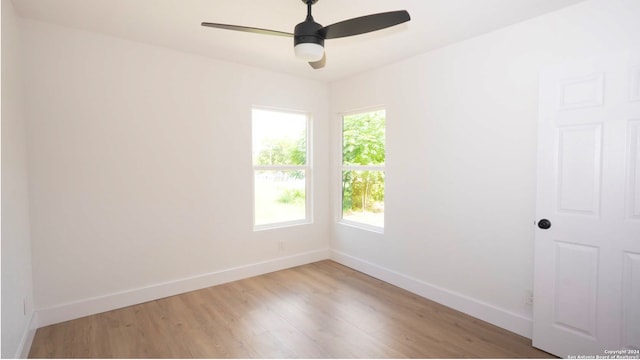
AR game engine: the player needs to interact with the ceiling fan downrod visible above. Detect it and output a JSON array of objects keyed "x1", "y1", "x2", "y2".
[{"x1": 305, "y1": 0, "x2": 314, "y2": 19}]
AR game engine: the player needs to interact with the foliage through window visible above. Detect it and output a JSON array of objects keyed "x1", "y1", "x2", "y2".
[
  {"x1": 252, "y1": 108, "x2": 310, "y2": 229},
  {"x1": 341, "y1": 109, "x2": 385, "y2": 229}
]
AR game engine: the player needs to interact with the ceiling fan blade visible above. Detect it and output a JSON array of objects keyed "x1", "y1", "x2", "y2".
[
  {"x1": 309, "y1": 52, "x2": 326, "y2": 69},
  {"x1": 320, "y1": 10, "x2": 410, "y2": 39},
  {"x1": 201, "y1": 22, "x2": 293, "y2": 37}
]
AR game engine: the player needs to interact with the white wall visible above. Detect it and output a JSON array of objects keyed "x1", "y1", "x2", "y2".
[
  {"x1": 330, "y1": 0, "x2": 640, "y2": 337},
  {"x1": 9, "y1": 0, "x2": 640, "y2": 348},
  {"x1": 1, "y1": 0, "x2": 36, "y2": 357},
  {"x1": 21, "y1": 19, "x2": 330, "y2": 319}
]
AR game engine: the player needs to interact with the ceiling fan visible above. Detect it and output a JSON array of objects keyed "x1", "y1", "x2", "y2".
[{"x1": 201, "y1": 0, "x2": 410, "y2": 69}]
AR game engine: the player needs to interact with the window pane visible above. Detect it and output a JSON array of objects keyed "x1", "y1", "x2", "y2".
[
  {"x1": 343, "y1": 110, "x2": 385, "y2": 166},
  {"x1": 342, "y1": 170, "x2": 384, "y2": 227},
  {"x1": 255, "y1": 170, "x2": 306, "y2": 226},
  {"x1": 253, "y1": 109, "x2": 306, "y2": 166}
]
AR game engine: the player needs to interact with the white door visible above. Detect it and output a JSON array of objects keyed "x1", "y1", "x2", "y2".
[{"x1": 533, "y1": 50, "x2": 640, "y2": 357}]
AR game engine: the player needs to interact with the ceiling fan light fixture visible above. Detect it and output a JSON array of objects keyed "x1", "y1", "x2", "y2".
[
  {"x1": 202, "y1": 0, "x2": 410, "y2": 70},
  {"x1": 294, "y1": 42, "x2": 324, "y2": 62}
]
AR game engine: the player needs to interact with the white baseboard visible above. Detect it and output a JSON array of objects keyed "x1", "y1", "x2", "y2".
[
  {"x1": 330, "y1": 249, "x2": 533, "y2": 339},
  {"x1": 36, "y1": 249, "x2": 330, "y2": 328},
  {"x1": 32, "y1": 248, "x2": 531, "y2": 343},
  {"x1": 15, "y1": 311, "x2": 38, "y2": 358}
]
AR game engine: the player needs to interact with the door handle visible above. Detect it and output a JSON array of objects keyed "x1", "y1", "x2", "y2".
[{"x1": 538, "y1": 219, "x2": 551, "y2": 229}]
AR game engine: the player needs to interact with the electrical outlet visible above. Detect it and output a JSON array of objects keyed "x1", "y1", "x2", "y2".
[
  {"x1": 278, "y1": 240, "x2": 284, "y2": 251},
  {"x1": 525, "y1": 290, "x2": 534, "y2": 306}
]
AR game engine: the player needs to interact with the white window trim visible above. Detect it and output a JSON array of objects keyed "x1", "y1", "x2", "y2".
[
  {"x1": 337, "y1": 107, "x2": 386, "y2": 233},
  {"x1": 252, "y1": 106, "x2": 313, "y2": 231}
]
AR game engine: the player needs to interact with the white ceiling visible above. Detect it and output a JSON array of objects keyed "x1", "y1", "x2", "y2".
[{"x1": 12, "y1": 0, "x2": 585, "y2": 82}]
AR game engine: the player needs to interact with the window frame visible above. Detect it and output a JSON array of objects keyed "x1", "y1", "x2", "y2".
[
  {"x1": 252, "y1": 106, "x2": 313, "y2": 231},
  {"x1": 338, "y1": 107, "x2": 386, "y2": 233}
]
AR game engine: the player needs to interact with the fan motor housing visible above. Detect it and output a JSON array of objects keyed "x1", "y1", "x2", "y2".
[{"x1": 294, "y1": 20, "x2": 324, "y2": 46}]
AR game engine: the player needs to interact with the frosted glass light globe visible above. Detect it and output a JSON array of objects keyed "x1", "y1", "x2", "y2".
[{"x1": 294, "y1": 43, "x2": 324, "y2": 62}]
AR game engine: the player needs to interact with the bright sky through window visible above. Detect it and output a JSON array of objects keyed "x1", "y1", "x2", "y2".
[{"x1": 252, "y1": 109, "x2": 307, "y2": 163}]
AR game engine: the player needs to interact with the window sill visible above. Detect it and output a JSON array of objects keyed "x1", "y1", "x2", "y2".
[
  {"x1": 337, "y1": 220, "x2": 384, "y2": 234},
  {"x1": 254, "y1": 220, "x2": 311, "y2": 232}
]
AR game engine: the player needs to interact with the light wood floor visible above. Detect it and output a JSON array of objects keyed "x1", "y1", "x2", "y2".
[{"x1": 29, "y1": 260, "x2": 553, "y2": 358}]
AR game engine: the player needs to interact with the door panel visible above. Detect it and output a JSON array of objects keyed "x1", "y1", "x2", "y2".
[
  {"x1": 556, "y1": 125, "x2": 602, "y2": 215},
  {"x1": 553, "y1": 242, "x2": 599, "y2": 338},
  {"x1": 622, "y1": 252, "x2": 640, "y2": 349},
  {"x1": 557, "y1": 72, "x2": 604, "y2": 111},
  {"x1": 631, "y1": 67, "x2": 640, "y2": 102},
  {"x1": 627, "y1": 120, "x2": 640, "y2": 220}
]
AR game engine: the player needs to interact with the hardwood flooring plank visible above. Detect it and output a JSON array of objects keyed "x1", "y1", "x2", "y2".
[{"x1": 29, "y1": 260, "x2": 553, "y2": 358}]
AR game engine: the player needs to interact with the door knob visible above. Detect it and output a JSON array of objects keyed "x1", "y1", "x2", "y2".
[{"x1": 538, "y1": 219, "x2": 551, "y2": 229}]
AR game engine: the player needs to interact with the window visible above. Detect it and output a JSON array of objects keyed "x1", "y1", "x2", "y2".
[
  {"x1": 252, "y1": 108, "x2": 311, "y2": 229},
  {"x1": 341, "y1": 109, "x2": 385, "y2": 230}
]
